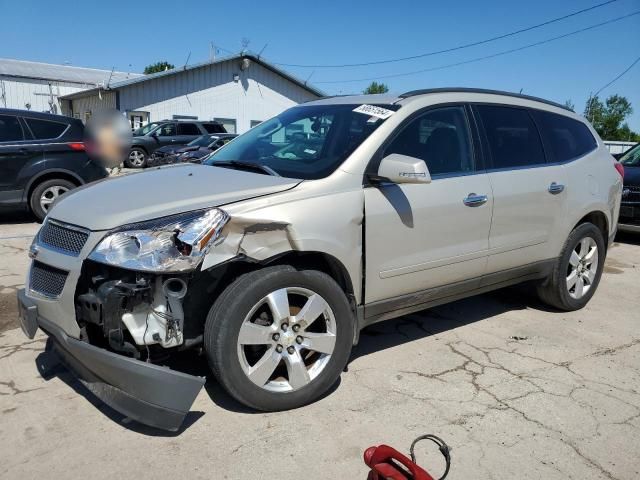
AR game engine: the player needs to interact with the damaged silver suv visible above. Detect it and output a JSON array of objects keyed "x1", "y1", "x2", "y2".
[{"x1": 18, "y1": 89, "x2": 622, "y2": 431}]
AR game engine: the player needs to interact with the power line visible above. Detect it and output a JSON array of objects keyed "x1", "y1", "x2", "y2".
[
  {"x1": 586, "y1": 54, "x2": 640, "y2": 121},
  {"x1": 274, "y1": 0, "x2": 619, "y2": 68},
  {"x1": 314, "y1": 11, "x2": 640, "y2": 85},
  {"x1": 593, "y1": 55, "x2": 640, "y2": 97}
]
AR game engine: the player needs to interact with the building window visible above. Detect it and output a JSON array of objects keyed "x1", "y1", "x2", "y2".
[
  {"x1": 250, "y1": 120, "x2": 263, "y2": 129},
  {"x1": 214, "y1": 118, "x2": 237, "y2": 134}
]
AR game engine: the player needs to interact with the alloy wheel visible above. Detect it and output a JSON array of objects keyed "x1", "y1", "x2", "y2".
[
  {"x1": 237, "y1": 287, "x2": 337, "y2": 393},
  {"x1": 39, "y1": 185, "x2": 69, "y2": 213},
  {"x1": 566, "y1": 236, "x2": 598, "y2": 299},
  {"x1": 128, "y1": 150, "x2": 145, "y2": 167}
]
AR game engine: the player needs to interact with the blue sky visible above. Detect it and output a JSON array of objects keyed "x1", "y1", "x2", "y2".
[{"x1": 2, "y1": 0, "x2": 639, "y2": 129}]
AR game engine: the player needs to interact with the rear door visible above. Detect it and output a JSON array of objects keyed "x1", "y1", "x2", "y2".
[
  {"x1": 473, "y1": 104, "x2": 568, "y2": 273},
  {"x1": 364, "y1": 105, "x2": 493, "y2": 308},
  {"x1": 0, "y1": 114, "x2": 42, "y2": 205}
]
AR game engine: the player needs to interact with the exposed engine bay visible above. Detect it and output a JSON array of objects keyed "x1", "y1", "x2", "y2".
[{"x1": 74, "y1": 261, "x2": 195, "y2": 359}]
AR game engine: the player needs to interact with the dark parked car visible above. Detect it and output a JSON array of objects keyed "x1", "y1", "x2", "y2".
[
  {"x1": 127, "y1": 120, "x2": 226, "y2": 168},
  {"x1": 616, "y1": 143, "x2": 640, "y2": 232},
  {"x1": 0, "y1": 109, "x2": 108, "y2": 221},
  {"x1": 147, "y1": 133, "x2": 237, "y2": 167}
]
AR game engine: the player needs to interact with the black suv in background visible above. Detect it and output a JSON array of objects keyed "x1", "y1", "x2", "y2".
[
  {"x1": 0, "y1": 109, "x2": 108, "y2": 221},
  {"x1": 616, "y1": 143, "x2": 640, "y2": 232},
  {"x1": 127, "y1": 120, "x2": 226, "y2": 168}
]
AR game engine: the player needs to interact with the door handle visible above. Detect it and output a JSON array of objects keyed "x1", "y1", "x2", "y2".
[
  {"x1": 18, "y1": 148, "x2": 31, "y2": 156},
  {"x1": 463, "y1": 193, "x2": 488, "y2": 207},
  {"x1": 548, "y1": 182, "x2": 565, "y2": 194}
]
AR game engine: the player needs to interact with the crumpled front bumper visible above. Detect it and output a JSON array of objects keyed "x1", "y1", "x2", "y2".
[{"x1": 17, "y1": 288, "x2": 205, "y2": 432}]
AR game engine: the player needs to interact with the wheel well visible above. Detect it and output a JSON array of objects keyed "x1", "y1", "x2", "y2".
[
  {"x1": 183, "y1": 252, "x2": 356, "y2": 339},
  {"x1": 576, "y1": 211, "x2": 609, "y2": 244},
  {"x1": 27, "y1": 172, "x2": 81, "y2": 203},
  {"x1": 131, "y1": 145, "x2": 148, "y2": 154}
]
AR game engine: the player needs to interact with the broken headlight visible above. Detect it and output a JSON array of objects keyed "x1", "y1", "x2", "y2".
[{"x1": 89, "y1": 208, "x2": 229, "y2": 272}]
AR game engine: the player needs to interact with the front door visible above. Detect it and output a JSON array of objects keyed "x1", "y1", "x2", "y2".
[{"x1": 364, "y1": 105, "x2": 492, "y2": 310}]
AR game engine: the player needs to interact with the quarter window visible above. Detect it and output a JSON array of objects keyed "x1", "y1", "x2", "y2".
[
  {"x1": 213, "y1": 118, "x2": 237, "y2": 134},
  {"x1": 476, "y1": 105, "x2": 546, "y2": 168},
  {"x1": 531, "y1": 110, "x2": 597, "y2": 163},
  {"x1": 384, "y1": 106, "x2": 474, "y2": 176},
  {"x1": 25, "y1": 118, "x2": 67, "y2": 139},
  {"x1": 0, "y1": 115, "x2": 24, "y2": 142},
  {"x1": 177, "y1": 123, "x2": 200, "y2": 135},
  {"x1": 203, "y1": 122, "x2": 226, "y2": 134}
]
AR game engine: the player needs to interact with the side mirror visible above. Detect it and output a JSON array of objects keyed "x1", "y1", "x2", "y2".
[{"x1": 376, "y1": 153, "x2": 431, "y2": 184}]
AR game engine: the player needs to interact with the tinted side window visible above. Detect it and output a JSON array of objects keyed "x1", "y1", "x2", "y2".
[
  {"x1": 0, "y1": 115, "x2": 24, "y2": 142},
  {"x1": 203, "y1": 123, "x2": 226, "y2": 134},
  {"x1": 25, "y1": 118, "x2": 68, "y2": 139},
  {"x1": 476, "y1": 105, "x2": 545, "y2": 169},
  {"x1": 177, "y1": 123, "x2": 200, "y2": 135},
  {"x1": 531, "y1": 110, "x2": 596, "y2": 162},
  {"x1": 385, "y1": 106, "x2": 474, "y2": 176}
]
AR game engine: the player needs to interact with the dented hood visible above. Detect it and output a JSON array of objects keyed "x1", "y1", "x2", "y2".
[{"x1": 50, "y1": 164, "x2": 301, "y2": 231}]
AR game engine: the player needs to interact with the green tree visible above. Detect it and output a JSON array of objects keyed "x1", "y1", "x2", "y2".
[
  {"x1": 563, "y1": 99, "x2": 575, "y2": 112},
  {"x1": 144, "y1": 61, "x2": 175, "y2": 75},
  {"x1": 363, "y1": 81, "x2": 389, "y2": 94},
  {"x1": 584, "y1": 94, "x2": 639, "y2": 141}
]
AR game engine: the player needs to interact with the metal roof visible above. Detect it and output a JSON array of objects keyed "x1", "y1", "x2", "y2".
[
  {"x1": 0, "y1": 58, "x2": 142, "y2": 86},
  {"x1": 60, "y1": 54, "x2": 324, "y2": 100}
]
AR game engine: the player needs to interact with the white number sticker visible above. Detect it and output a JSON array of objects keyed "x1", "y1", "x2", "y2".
[{"x1": 353, "y1": 104, "x2": 395, "y2": 120}]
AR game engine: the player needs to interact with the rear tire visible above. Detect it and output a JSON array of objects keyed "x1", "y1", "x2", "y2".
[
  {"x1": 29, "y1": 178, "x2": 75, "y2": 222},
  {"x1": 125, "y1": 147, "x2": 147, "y2": 168},
  {"x1": 536, "y1": 222, "x2": 605, "y2": 311},
  {"x1": 204, "y1": 265, "x2": 354, "y2": 411}
]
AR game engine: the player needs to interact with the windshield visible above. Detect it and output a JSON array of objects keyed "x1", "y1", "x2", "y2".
[
  {"x1": 619, "y1": 143, "x2": 640, "y2": 166},
  {"x1": 204, "y1": 104, "x2": 398, "y2": 179},
  {"x1": 188, "y1": 135, "x2": 215, "y2": 147},
  {"x1": 133, "y1": 122, "x2": 163, "y2": 136}
]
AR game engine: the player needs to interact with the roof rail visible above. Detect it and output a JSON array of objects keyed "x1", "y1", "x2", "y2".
[{"x1": 398, "y1": 88, "x2": 571, "y2": 111}]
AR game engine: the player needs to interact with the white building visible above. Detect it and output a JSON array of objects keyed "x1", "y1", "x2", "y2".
[
  {"x1": 603, "y1": 140, "x2": 636, "y2": 155},
  {"x1": 0, "y1": 58, "x2": 140, "y2": 115},
  {"x1": 59, "y1": 54, "x2": 324, "y2": 134}
]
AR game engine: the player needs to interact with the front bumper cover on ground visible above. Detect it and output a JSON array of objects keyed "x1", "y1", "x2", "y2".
[{"x1": 17, "y1": 289, "x2": 205, "y2": 432}]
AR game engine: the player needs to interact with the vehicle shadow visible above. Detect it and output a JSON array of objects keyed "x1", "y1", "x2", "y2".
[
  {"x1": 31, "y1": 285, "x2": 553, "y2": 434},
  {"x1": 614, "y1": 231, "x2": 640, "y2": 246},
  {"x1": 0, "y1": 211, "x2": 37, "y2": 225},
  {"x1": 203, "y1": 284, "x2": 555, "y2": 413},
  {"x1": 351, "y1": 285, "x2": 550, "y2": 361}
]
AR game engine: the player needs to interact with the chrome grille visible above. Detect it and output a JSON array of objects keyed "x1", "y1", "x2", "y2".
[
  {"x1": 30, "y1": 261, "x2": 68, "y2": 298},
  {"x1": 38, "y1": 220, "x2": 89, "y2": 256}
]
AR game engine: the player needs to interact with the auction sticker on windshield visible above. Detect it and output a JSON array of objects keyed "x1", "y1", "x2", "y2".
[{"x1": 353, "y1": 104, "x2": 395, "y2": 120}]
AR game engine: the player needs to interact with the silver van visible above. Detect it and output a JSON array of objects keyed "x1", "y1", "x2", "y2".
[{"x1": 18, "y1": 89, "x2": 623, "y2": 430}]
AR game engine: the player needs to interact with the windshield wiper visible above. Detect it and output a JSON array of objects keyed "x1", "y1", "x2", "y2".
[{"x1": 213, "y1": 160, "x2": 280, "y2": 177}]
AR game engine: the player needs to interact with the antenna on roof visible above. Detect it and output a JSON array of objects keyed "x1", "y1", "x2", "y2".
[
  {"x1": 257, "y1": 43, "x2": 268, "y2": 59},
  {"x1": 241, "y1": 37, "x2": 250, "y2": 55},
  {"x1": 304, "y1": 70, "x2": 315, "y2": 85},
  {"x1": 210, "y1": 42, "x2": 216, "y2": 62},
  {"x1": 106, "y1": 67, "x2": 115, "y2": 88},
  {"x1": 183, "y1": 52, "x2": 191, "y2": 70}
]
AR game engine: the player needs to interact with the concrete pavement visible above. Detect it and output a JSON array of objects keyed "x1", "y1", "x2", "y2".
[{"x1": 1, "y1": 218, "x2": 639, "y2": 479}]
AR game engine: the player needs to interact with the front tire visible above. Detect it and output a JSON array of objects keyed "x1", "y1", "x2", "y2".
[
  {"x1": 204, "y1": 266, "x2": 354, "y2": 411},
  {"x1": 29, "y1": 178, "x2": 75, "y2": 222},
  {"x1": 537, "y1": 222, "x2": 605, "y2": 311}
]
